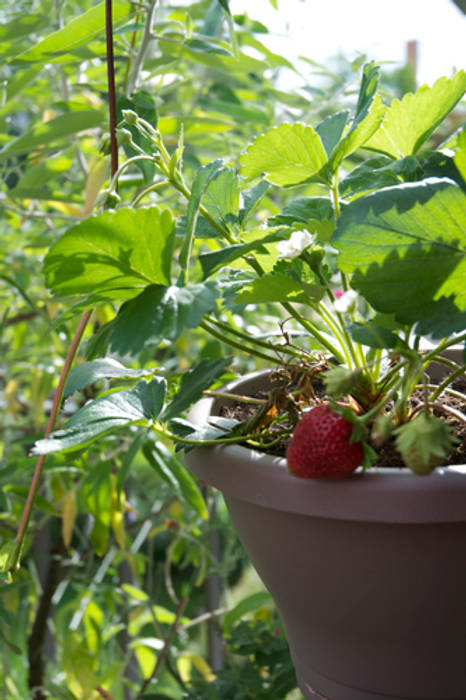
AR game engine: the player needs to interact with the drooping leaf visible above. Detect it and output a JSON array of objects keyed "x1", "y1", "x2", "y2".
[
  {"x1": 142, "y1": 442, "x2": 208, "y2": 520},
  {"x1": 161, "y1": 358, "x2": 230, "y2": 421},
  {"x1": 105, "y1": 283, "x2": 220, "y2": 357},
  {"x1": 332, "y1": 178, "x2": 466, "y2": 337},
  {"x1": 178, "y1": 160, "x2": 224, "y2": 282},
  {"x1": 11, "y1": 0, "x2": 132, "y2": 63},
  {"x1": 32, "y1": 379, "x2": 167, "y2": 454},
  {"x1": 240, "y1": 122, "x2": 327, "y2": 185},
  {"x1": 365, "y1": 71, "x2": 466, "y2": 158},
  {"x1": 0, "y1": 111, "x2": 105, "y2": 160},
  {"x1": 64, "y1": 358, "x2": 154, "y2": 398},
  {"x1": 44, "y1": 207, "x2": 175, "y2": 298}
]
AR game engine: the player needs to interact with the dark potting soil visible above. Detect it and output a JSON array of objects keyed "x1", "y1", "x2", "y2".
[{"x1": 218, "y1": 376, "x2": 466, "y2": 468}]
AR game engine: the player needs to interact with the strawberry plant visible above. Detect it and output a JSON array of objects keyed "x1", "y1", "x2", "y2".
[
  {"x1": 1, "y1": 0, "x2": 466, "y2": 697},
  {"x1": 28, "y1": 64, "x2": 466, "y2": 480}
]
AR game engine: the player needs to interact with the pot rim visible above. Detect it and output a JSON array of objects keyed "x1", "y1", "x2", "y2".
[{"x1": 185, "y1": 370, "x2": 466, "y2": 523}]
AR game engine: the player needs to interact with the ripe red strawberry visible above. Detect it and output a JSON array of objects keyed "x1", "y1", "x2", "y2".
[{"x1": 287, "y1": 404, "x2": 364, "y2": 478}]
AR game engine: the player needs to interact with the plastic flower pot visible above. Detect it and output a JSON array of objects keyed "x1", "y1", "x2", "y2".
[{"x1": 185, "y1": 371, "x2": 466, "y2": 700}]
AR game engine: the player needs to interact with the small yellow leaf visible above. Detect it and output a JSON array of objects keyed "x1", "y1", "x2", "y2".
[
  {"x1": 62, "y1": 490, "x2": 77, "y2": 548},
  {"x1": 46, "y1": 200, "x2": 82, "y2": 217},
  {"x1": 110, "y1": 474, "x2": 126, "y2": 550},
  {"x1": 82, "y1": 156, "x2": 110, "y2": 217},
  {"x1": 179, "y1": 652, "x2": 216, "y2": 682},
  {"x1": 5, "y1": 379, "x2": 21, "y2": 419}
]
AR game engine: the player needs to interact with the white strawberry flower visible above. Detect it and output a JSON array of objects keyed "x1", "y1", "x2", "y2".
[
  {"x1": 276, "y1": 230, "x2": 314, "y2": 259},
  {"x1": 334, "y1": 289, "x2": 358, "y2": 313}
]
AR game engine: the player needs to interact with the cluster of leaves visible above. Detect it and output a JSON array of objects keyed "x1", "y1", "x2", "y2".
[{"x1": 1, "y1": 0, "x2": 465, "y2": 698}]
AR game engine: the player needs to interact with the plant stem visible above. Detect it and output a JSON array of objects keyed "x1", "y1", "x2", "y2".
[
  {"x1": 429, "y1": 363, "x2": 466, "y2": 403},
  {"x1": 9, "y1": 311, "x2": 92, "y2": 574},
  {"x1": 126, "y1": 0, "x2": 158, "y2": 97},
  {"x1": 200, "y1": 320, "x2": 280, "y2": 365},
  {"x1": 205, "y1": 316, "x2": 306, "y2": 359},
  {"x1": 135, "y1": 596, "x2": 188, "y2": 699},
  {"x1": 281, "y1": 302, "x2": 346, "y2": 363}
]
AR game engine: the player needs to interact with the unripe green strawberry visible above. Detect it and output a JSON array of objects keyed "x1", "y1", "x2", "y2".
[
  {"x1": 394, "y1": 413, "x2": 457, "y2": 476},
  {"x1": 287, "y1": 404, "x2": 364, "y2": 478}
]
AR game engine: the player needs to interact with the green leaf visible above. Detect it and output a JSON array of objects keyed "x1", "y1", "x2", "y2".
[
  {"x1": 10, "y1": 149, "x2": 76, "y2": 195},
  {"x1": 454, "y1": 129, "x2": 466, "y2": 182},
  {"x1": 235, "y1": 272, "x2": 325, "y2": 305},
  {"x1": 32, "y1": 379, "x2": 166, "y2": 454},
  {"x1": 340, "y1": 156, "x2": 400, "y2": 197},
  {"x1": 64, "y1": 359, "x2": 154, "y2": 398},
  {"x1": 353, "y1": 62, "x2": 381, "y2": 126},
  {"x1": 238, "y1": 180, "x2": 270, "y2": 226},
  {"x1": 223, "y1": 591, "x2": 273, "y2": 633},
  {"x1": 328, "y1": 95, "x2": 385, "y2": 172},
  {"x1": 240, "y1": 123, "x2": 327, "y2": 185},
  {"x1": 0, "y1": 13, "x2": 48, "y2": 43},
  {"x1": 169, "y1": 417, "x2": 239, "y2": 447},
  {"x1": 316, "y1": 111, "x2": 349, "y2": 157},
  {"x1": 200, "y1": 97, "x2": 270, "y2": 126},
  {"x1": 143, "y1": 442, "x2": 208, "y2": 520},
  {"x1": 158, "y1": 37, "x2": 267, "y2": 74},
  {"x1": 365, "y1": 71, "x2": 466, "y2": 158},
  {"x1": 105, "y1": 283, "x2": 220, "y2": 357},
  {"x1": 268, "y1": 196, "x2": 335, "y2": 239},
  {"x1": 162, "y1": 358, "x2": 230, "y2": 421},
  {"x1": 44, "y1": 207, "x2": 175, "y2": 298},
  {"x1": 0, "y1": 110, "x2": 105, "y2": 160},
  {"x1": 202, "y1": 167, "x2": 240, "y2": 228},
  {"x1": 346, "y1": 322, "x2": 405, "y2": 349},
  {"x1": 11, "y1": 0, "x2": 132, "y2": 63},
  {"x1": 199, "y1": 230, "x2": 282, "y2": 279},
  {"x1": 178, "y1": 160, "x2": 224, "y2": 281},
  {"x1": 217, "y1": 0, "x2": 231, "y2": 14},
  {"x1": 332, "y1": 178, "x2": 466, "y2": 337}
]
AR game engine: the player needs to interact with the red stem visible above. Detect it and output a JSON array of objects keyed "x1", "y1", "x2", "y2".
[
  {"x1": 106, "y1": 0, "x2": 119, "y2": 180},
  {"x1": 10, "y1": 0, "x2": 119, "y2": 573}
]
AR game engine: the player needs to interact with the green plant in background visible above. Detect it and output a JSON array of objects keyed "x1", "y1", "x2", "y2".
[{"x1": 1, "y1": 0, "x2": 465, "y2": 698}]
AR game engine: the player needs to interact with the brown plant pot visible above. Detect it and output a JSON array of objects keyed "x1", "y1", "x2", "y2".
[{"x1": 185, "y1": 371, "x2": 466, "y2": 700}]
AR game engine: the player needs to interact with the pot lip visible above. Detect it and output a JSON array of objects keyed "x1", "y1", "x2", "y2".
[{"x1": 185, "y1": 370, "x2": 466, "y2": 523}]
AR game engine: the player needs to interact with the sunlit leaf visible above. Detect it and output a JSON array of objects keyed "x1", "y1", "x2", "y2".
[
  {"x1": 240, "y1": 122, "x2": 327, "y2": 185},
  {"x1": 44, "y1": 207, "x2": 176, "y2": 298},
  {"x1": 11, "y1": 0, "x2": 132, "y2": 63},
  {"x1": 365, "y1": 71, "x2": 466, "y2": 158}
]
